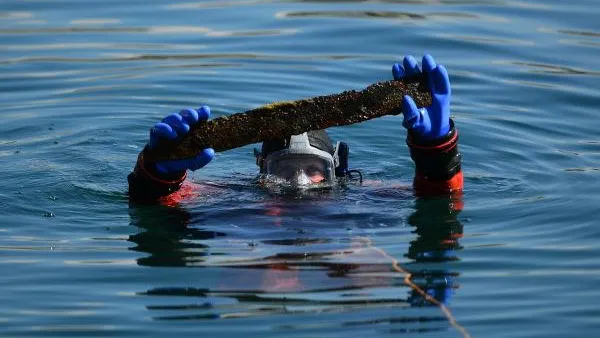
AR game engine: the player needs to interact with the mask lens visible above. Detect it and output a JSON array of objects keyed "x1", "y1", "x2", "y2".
[{"x1": 267, "y1": 155, "x2": 332, "y2": 184}]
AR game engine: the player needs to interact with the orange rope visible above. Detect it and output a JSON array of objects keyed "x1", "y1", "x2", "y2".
[{"x1": 354, "y1": 236, "x2": 472, "y2": 338}]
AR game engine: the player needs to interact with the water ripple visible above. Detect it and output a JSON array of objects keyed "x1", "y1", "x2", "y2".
[
  {"x1": 2, "y1": 42, "x2": 202, "y2": 51},
  {"x1": 557, "y1": 29, "x2": 600, "y2": 38},
  {"x1": 504, "y1": 60, "x2": 600, "y2": 76},
  {"x1": 276, "y1": 10, "x2": 426, "y2": 20},
  {"x1": 167, "y1": 0, "x2": 271, "y2": 10},
  {"x1": 0, "y1": 25, "x2": 296, "y2": 36},
  {"x1": 0, "y1": 11, "x2": 33, "y2": 19},
  {"x1": 438, "y1": 34, "x2": 535, "y2": 46},
  {"x1": 2, "y1": 0, "x2": 600, "y2": 337},
  {"x1": 0, "y1": 53, "x2": 371, "y2": 65}
]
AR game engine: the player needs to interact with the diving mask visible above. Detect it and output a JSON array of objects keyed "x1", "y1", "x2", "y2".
[{"x1": 258, "y1": 133, "x2": 337, "y2": 186}]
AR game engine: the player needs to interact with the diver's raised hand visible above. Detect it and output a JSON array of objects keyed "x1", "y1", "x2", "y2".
[
  {"x1": 392, "y1": 54, "x2": 451, "y2": 140},
  {"x1": 148, "y1": 106, "x2": 214, "y2": 175}
]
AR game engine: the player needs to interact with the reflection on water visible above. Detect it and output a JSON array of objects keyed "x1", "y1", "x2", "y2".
[
  {"x1": 128, "y1": 187, "x2": 465, "y2": 334},
  {"x1": 128, "y1": 205, "x2": 226, "y2": 267}
]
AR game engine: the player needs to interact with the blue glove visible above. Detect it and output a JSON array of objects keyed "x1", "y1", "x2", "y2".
[
  {"x1": 392, "y1": 54, "x2": 451, "y2": 140},
  {"x1": 148, "y1": 106, "x2": 215, "y2": 175}
]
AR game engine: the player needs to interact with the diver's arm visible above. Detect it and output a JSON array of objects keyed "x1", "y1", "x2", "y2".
[
  {"x1": 127, "y1": 148, "x2": 188, "y2": 203},
  {"x1": 407, "y1": 119, "x2": 463, "y2": 195},
  {"x1": 128, "y1": 107, "x2": 214, "y2": 204},
  {"x1": 392, "y1": 54, "x2": 463, "y2": 196}
]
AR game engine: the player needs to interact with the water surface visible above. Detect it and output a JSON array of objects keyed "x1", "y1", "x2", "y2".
[{"x1": 1, "y1": 0, "x2": 600, "y2": 337}]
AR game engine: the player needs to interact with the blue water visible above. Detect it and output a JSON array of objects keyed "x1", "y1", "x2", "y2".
[{"x1": 1, "y1": 0, "x2": 600, "y2": 337}]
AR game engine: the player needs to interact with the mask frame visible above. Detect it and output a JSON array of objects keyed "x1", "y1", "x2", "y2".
[{"x1": 254, "y1": 133, "x2": 351, "y2": 181}]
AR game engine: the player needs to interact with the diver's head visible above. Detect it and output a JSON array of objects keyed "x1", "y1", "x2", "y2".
[{"x1": 254, "y1": 130, "x2": 348, "y2": 188}]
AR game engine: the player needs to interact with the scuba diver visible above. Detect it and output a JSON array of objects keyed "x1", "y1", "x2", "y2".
[
  {"x1": 128, "y1": 55, "x2": 466, "y2": 320},
  {"x1": 128, "y1": 54, "x2": 463, "y2": 203}
]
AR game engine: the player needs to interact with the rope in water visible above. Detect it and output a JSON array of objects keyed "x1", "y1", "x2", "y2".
[{"x1": 353, "y1": 236, "x2": 472, "y2": 338}]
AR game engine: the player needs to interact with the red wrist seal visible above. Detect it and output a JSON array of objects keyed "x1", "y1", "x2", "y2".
[{"x1": 127, "y1": 146, "x2": 187, "y2": 201}]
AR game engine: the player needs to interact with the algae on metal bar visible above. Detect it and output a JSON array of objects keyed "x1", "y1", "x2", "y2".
[{"x1": 144, "y1": 75, "x2": 431, "y2": 163}]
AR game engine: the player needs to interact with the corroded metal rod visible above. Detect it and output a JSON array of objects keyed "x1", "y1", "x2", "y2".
[{"x1": 144, "y1": 76, "x2": 431, "y2": 163}]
